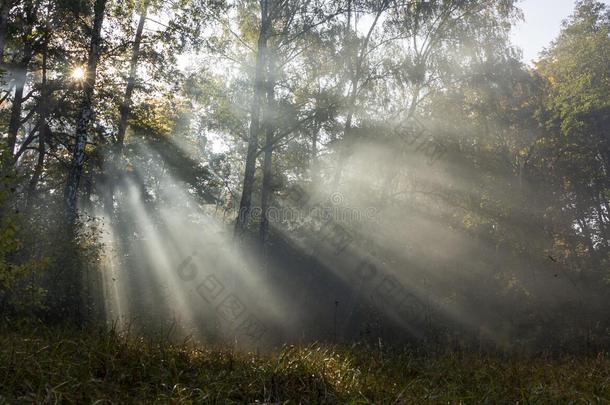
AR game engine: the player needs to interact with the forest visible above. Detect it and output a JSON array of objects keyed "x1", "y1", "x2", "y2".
[{"x1": 0, "y1": 0, "x2": 609, "y2": 402}]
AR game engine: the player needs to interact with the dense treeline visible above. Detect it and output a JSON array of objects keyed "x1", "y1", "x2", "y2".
[{"x1": 0, "y1": 0, "x2": 608, "y2": 351}]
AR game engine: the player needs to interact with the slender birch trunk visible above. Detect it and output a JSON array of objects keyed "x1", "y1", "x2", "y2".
[{"x1": 64, "y1": 0, "x2": 107, "y2": 223}]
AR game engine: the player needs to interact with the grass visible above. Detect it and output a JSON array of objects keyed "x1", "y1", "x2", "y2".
[{"x1": 0, "y1": 327, "x2": 608, "y2": 403}]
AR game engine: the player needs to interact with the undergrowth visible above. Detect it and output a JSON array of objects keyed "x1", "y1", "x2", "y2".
[{"x1": 0, "y1": 326, "x2": 608, "y2": 403}]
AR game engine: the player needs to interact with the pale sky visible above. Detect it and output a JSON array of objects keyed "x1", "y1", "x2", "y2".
[{"x1": 511, "y1": 0, "x2": 610, "y2": 64}]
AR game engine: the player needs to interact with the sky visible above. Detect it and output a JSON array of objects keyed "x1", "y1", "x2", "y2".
[{"x1": 512, "y1": 0, "x2": 610, "y2": 64}]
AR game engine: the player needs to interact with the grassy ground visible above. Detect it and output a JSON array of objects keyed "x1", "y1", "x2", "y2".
[{"x1": 0, "y1": 327, "x2": 608, "y2": 404}]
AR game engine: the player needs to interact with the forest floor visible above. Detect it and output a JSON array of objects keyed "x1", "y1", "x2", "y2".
[{"x1": 0, "y1": 327, "x2": 608, "y2": 404}]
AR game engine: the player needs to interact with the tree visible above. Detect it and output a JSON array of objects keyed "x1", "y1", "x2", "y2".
[
  {"x1": 63, "y1": 0, "x2": 107, "y2": 223},
  {"x1": 535, "y1": 0, "x2": 610, "y2": 263},
  {"x1": 234, "y1": 0, "x2": 271, "y2": 237}
]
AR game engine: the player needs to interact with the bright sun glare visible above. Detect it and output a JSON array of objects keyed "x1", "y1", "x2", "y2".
[{"x1": 71, "y1": 66, "x2": 85, "y2": 80}]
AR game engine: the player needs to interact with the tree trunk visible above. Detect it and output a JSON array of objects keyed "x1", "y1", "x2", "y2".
[
  {"x1": 259, "y1": 67, "x2": 275, "y2": 245},
  {"x1": 105, "y1": 0, "x2": 148, "y2": 215},
  {"x1": 234, "y1": 0, "x2": 269, "y2": 237},
  {"x1": 311, "y1": 122, "x2": 320, "y2": 185},
  {"x1": 6, "y1": 65, "x2": 25, "y2": 154},
  {"x1": 27, "y1": 122, "x2": 47, "y2": 198},
  {"x1": 6, "y1": 0, "x2": 41, "y2": 155},
  {"x1": 578, "y1": 216, "x2": 600, "y2": 267},
  {"x1": 26, "y1": 45, "x2": 49, "y2": 202},
  {"x1": 595, "y1": 198, "x2": 609, "y2": 249},
  {"x1": 116, "y1": 0, "x2": 148, "y2": 154},
  {"x1": 6, "y1": 37, "x2": 34, "y2": 154},
  {"x1": 63, "y1": 0, "x2": 107, "y2": 223}
]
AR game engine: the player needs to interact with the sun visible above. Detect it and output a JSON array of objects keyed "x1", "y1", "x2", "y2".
[{"x1": 71, "y1": 66, "x2": 86, "y2": 81}]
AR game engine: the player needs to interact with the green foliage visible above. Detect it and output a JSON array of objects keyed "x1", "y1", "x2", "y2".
[
  {"x1": 0, "y1": 158, "x2": 48, "y2": 318},
  {"x1": 0, "y1": 152, "x2": 103, "y2": 323},
  {"x1": 533, "y1": 0, "x2": 610, "y2": 271}
]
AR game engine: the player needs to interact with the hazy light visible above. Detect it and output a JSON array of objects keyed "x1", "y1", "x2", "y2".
[{"x1": 71, "y1": 66, "x2": 86, "y2": 81}]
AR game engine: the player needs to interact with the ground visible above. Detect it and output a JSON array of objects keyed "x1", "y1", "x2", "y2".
[{"x1": 0, "y1": 327, "x2": 608, "y2": 403}]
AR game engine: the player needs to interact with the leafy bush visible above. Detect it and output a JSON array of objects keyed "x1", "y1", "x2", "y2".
[{"x1": 0, "y1": 157, "x2": 48, "y2": 319}]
